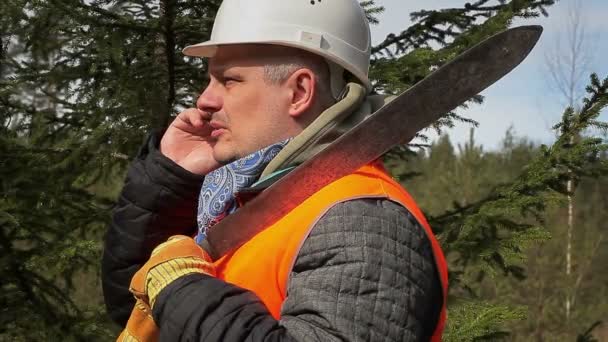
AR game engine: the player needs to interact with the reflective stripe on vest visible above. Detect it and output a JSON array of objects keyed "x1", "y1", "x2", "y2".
[{"x1": 214, "y1": 161, "x2": 448, "y2": 340}]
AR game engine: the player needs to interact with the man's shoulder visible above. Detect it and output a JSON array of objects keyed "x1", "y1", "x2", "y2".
[
  {"x1": 286, "y1": 198, "x2": 443, "y2": 340},
  {"x1": 294, "y1": 198, "x2": 435, "y2": 267},
  {"x1": 313, "y1": 198, "x2": 421, "y2": 234}
]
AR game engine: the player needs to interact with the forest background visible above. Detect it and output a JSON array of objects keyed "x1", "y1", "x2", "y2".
[{"x1": 1, "y1": 0, "x2": 607, "y2": 341}]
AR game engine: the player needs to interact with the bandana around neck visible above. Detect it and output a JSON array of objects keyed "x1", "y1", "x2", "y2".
[{"x1": 196, "y1": 139, "x2": 291, "y2": 244}]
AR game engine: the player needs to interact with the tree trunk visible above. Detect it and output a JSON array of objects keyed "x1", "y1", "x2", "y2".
[{"x1": 151, "y1": 0, "x2": 177, "y2": 130}]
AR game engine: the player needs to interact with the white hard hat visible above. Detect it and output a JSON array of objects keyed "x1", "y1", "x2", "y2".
[{"x1": 183, "y1": 0, "x2": 372, "y2": 96}]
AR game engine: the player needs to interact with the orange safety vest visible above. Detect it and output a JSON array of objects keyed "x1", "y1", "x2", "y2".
[{"x1": 214, "y1": 160, "x2": 448, "y2": 341}]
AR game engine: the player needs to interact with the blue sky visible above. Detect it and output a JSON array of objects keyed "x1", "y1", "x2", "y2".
[{"x1": 371, "y1": 0, "x2": 608, "y2": 150}]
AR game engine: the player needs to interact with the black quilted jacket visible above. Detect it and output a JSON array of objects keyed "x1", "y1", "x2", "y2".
[{"x1": 102, "y1": 133, "x2": 442, "y2": 341}]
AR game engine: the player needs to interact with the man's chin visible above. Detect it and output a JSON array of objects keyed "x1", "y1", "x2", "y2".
[{"x1": 212, "y1": 144, "x2": 238, "y2": 166}]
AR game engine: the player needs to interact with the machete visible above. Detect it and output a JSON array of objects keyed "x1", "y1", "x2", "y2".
[{"x1": 200, "y1": 25, "x2": 543, "y2": 260}]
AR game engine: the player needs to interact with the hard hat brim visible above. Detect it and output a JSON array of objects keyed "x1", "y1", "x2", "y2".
[{"x1": 182, "y1": 41, "x2": 219, "y2": 58}]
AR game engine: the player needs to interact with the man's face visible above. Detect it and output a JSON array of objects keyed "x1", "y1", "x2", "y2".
[{"x1": 197, "y1": 45, "x2": 298, "y2": 164}]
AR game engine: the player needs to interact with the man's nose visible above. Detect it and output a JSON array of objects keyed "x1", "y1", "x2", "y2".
[{"x1": 196, "y1": 81, "x2": 222, "y2": 114}]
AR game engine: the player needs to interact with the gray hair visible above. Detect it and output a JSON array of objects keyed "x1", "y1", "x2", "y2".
[{"x1": 262, "y1": 48, "x2": 336, "y2": 111}]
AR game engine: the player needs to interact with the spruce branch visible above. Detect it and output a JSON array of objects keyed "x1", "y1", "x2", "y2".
[
  {"x1": 443, "y1": 301, "x2": 526, "y2": 342},
  {"x1": 372, "y1": 0, "x2": 554, "y2": 57}
]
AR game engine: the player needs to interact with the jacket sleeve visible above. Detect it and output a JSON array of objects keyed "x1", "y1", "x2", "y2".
[
  {"x1": 101, "y1": 132, "x2": 205, "y2": 326},
  {"x1": 152, "y1": 198, "x2": 443, "y2": 341}
]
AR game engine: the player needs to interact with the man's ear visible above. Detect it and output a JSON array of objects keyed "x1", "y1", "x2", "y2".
[{"x1": 285, "y1": 68, "x2": 316, "y2": 118}]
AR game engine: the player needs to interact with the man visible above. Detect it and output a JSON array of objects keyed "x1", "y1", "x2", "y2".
[{"x1": 102, "y1": 0, "x2": 447, "y2": 341}]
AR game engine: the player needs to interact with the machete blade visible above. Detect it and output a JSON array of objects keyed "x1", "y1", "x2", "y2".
[{"x1": 201, "y1": 25, "x2": 543, "y2": 260}]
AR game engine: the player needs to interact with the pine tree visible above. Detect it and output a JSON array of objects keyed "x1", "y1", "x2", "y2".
[
  {"x1": 3, "y1": 0, "x2": 607, "y2": 340},
  {"x1": 1, "y1": 0, "x2": 218, "y2": 339}
]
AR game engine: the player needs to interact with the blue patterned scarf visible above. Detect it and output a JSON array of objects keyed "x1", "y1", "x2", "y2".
[{"x1": 196, "y1": 139, "x2": 291, "y2": 244}]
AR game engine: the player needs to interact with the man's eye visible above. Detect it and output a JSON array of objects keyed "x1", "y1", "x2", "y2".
[{"x1": 223, "y1": 77, "x2": 239, "y2": 86}]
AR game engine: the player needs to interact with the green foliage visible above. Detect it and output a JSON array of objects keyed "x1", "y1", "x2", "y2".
[
  {"x1": 387, "y1": 75, "x2": 608, "y2": 340},
  {"x1": 359, "y1": 1, "x2": 384, "y2": 25},
  {"x1": 439, "y1": 75, "x2": 608, "y2": 339},
  {"x1": 3, "y1": 0, "x2": 608, "y2": 340},
  {"x1": 443, "y1": 301, "x2": 526, "y2": 341},
  {"x1": 1, "y1": 0, "x2": 217, "y2": 338},
  {"x1": 0, "y1": 129, "x2": 115, "y2": 340}
]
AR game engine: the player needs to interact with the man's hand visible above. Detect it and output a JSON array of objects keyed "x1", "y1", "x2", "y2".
[
  {"x1": 160, "y1": 108, "x2": 221, "y2": 175},
  {"x1": 117, "y1": 236, "x2": 216, "y2": 342},
  {"x1": 130, "y1": 235, "x2": 216, "y2": 308},
  {"x1": 116, "y1": 299, "x2": 159, "y2": 342}
]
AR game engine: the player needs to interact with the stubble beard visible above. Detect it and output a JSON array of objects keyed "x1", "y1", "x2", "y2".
[{"x1": 212, "y1": 139, "x2": 239, "y2": 166}]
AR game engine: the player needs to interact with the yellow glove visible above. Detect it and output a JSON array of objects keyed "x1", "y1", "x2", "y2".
[
  {"x1": 117, "y1": 235, "x2": 216, "y2": 342},
  {"x1": 116, "y1": 299, "x2": 158, "y2": 342},
  {"x1": 130, "y1": 235, "x2": 216, "y2": 308}
]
